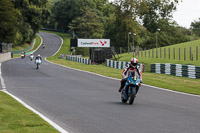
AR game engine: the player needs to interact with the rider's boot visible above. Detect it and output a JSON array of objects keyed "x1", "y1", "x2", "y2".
[{"x1": 118, "y1": 80, "x2": 126, "y2": 92}]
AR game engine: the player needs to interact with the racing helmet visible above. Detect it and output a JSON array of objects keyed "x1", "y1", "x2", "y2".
[{"x1": 130, "y1": 58, "x2": 138, "y2": 67}]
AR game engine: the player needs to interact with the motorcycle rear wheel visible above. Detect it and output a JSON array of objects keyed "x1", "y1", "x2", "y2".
[{"x1": 121, "y1": 91, "x2": 127, "y2": 103}]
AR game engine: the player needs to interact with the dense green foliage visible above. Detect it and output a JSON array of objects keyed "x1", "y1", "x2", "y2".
[
  {"x1": 44, "y1": 0, "x2": 195, "y2": 53},
  {"x1": 50, "y1": 0, "x2": 96, "y2": 31},
  {"x1": 0, "y1": 0, "x2": 49, "y2": 47},
  {"x1": 0, "y1": 0, "x2": 18, "y2": 44},
  {"x1": 1, "y1": 0, "x2": 198, "y2": 51}
]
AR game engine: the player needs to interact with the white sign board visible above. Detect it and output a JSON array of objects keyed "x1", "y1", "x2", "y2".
[{"x1": 78, "y1": 39, "x2": 110, "y2": 47}]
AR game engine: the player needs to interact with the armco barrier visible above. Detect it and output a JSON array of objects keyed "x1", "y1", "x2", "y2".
[
  {"x1": 66, "y1": 55, "x2": 91, "y2": 65},
  {"x1": 11, "y1": 39, "x2": 36, "y2": 54},
  {"x1": 151, "y1": 63, "x2": 200, "y2": 79},
  {"x1": 106, "y1": 59, "x2": 145, "y2": 72},
  {"x1": 0, "y1": 52, "x2": 11, "y2": 62}
]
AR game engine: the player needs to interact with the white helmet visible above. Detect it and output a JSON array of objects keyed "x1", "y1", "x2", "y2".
[{"x1": 38, "y1": 54, "x2": 40, "y2": 57}]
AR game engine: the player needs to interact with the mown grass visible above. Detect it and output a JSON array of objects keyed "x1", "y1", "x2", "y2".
[
  {"x1": 0, "y1": 92, "x2": 59, "y2": 133},
  {"x1": 118, "y1": 39, "x2": 200, "y2": 72},
  {"x1": 13, "y1": 35, "x2": 41, "y2": 58},
  {"x1": 44, "y1": 30, "x2": 200, "y2": 95}
]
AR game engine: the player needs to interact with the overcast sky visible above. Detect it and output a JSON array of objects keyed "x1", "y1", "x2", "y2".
[{"x1": 173, "y1": 0, "x2": 200, "y2": 28}]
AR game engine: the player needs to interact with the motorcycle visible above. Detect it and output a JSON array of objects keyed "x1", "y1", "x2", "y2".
[
  {"x1": 21, "y1": 52, "x2": 25, "y2": 59},
  {"x1": 29, "y1": 54, "x2": 34, "y2": 61},
  {"x1": 42, "y1": 44, "x2": 45, "y2": 49},
  {"x1": 35, "y1": 58, "x2": 41, "y2": 69},
  {"x1": 121, "y1": 71, "x2": 141, "y2": 105}
]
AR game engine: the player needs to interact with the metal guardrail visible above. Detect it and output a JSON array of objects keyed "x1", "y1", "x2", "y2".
[{"x1": 11, "y1": 39, "x2": 36, "y2": 54}]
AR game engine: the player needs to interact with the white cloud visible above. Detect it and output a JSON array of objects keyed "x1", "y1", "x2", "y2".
[{"x1": 173, "y1": 0, "x2": 200, "y2": 28}]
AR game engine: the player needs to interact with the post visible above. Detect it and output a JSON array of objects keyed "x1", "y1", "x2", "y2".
[
  {"x1": 156, "y1": 31, "x2": 158, "y2": 58},
  {"x1": 190, "y1": 47, "x2": 192, "y2": 61},
  {"x1": 133, "y1": 33, "x2": 136, "y2": 57},
  {"x1": 128, "y1": 32, "x2": 131, "y2": 54},
  {"x1": 174, "y1": 48, "x2": 175, "y2": 60},
  {"x1": 164, "y1": 48, "x2": 166, "y2": 59},
  {"x1": 156, "y1": 28, "x2": 160, "y2": 58},
  {"x1": 138, "y1": 47, "x2": 140, "y2": 57},
  {"x1": 152, "y1": 49, "x2": 154, "y2": 58},
  {"x1": 179, "y1": 48, "x2": 180, "y2": 60},
  {"x1": 160, "y1": 47, "x2": 162, "y2": 58},
  {"x1": 191, "y1": 28, "x2": 193, "y2": 60},
  {"x1": 184, "y1": 48, "x2": 186, "y2": 61},
  {"x1": 149, "y1": 48, "x2": 150, "y2": 57},
  {"x1": 128, "y1": 32, "x2": 129, "y2": 54},
  {"x1": 196, "y1": 46, "x2": 198, "y2": 61},
  {"x1": 142, "y1": 48, "x2": 143, "y2": 57},
  {"x1": 169, "y1": 48, "x2": 170, "y2": 59}
]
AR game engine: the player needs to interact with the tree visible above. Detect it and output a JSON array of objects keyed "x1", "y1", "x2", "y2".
[
  {"x1": 69, "y1": 8, "x2": 104, "y2": 56},
  {"x1": 191, "y1": 18, "x2": 200, "y2": 37},
  {"x1": 12, "y1": 0, "x2": 50, "y2": 45},
  {"x1": 51, "y1": 0, "x2": 95, "y2": 31},
  {"x1": 0, "y1": 0, "x2": 18, "y2": 43},
  {"x1": 104, "y1": 0, "x2": 140, "y2": 48},
  {"x1": 139, "y1": 0, "x2": 180, "y2": 33},
  {"x1": 69, "y1": 9, "x2": 104, "y2": 39}
]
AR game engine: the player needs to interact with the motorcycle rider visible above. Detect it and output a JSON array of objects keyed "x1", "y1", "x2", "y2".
[
  {"x1": 21, "y1": 52, "x2": 25, "y2": 59},
  {"x1": 118, "y1": 58, "x2": 142, "y2": 93},
  {"x1": 29, "y1": 53, "x2": 34, "y2": 61},
  {"x1": 35, "y1": 54, "x2": 42, "y2": 63},
  {"x1": 42, "y1": 43, "x2": 45, "y2": 49}
]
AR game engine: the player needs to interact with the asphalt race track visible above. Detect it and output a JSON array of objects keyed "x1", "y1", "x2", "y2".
[{"x1": 1, "y1": 32, "x2": 200, "y2": 133}]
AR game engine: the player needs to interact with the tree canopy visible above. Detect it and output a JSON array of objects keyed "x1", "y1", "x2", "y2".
[
  {"x1": 0, "y1": 0, "x2": 49, "y2": 46},
  {"x1": 0, "y1": 0, "x2": 18, "y2": 43},
  {"x1": 1, "y1": 0, "x2": 196, "y2": 50}
]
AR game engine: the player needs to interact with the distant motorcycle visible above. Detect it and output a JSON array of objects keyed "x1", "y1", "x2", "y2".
[
  {"x1": 35, "y1": 58, "x2": 41, "y2": 69},
  {"x1": 29, "y1": 54, "x2": 34, "y2": 61},
  {"x1": 42, "y1": 44, "x2": 45, "y2": 49},
  {"x1": 121, "y1": 71, "x2": 141, "y2": 105},
  {"x1": 21, "y1": 52, "x2": 25, "y2": 59}
]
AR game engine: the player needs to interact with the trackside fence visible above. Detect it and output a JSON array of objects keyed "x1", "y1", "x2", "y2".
[
  {"x1": 63, "y1": 56, "x2": 146, "y2": 72},
  {"x1": 151, "y1": 63, "x2": 200, "y2": 79},
  {"x1": 11, "y1": 39, "x2": 36, "y2": 54},
  {"x1": 65, "y1": 55, "x2": 91, "y2": 65},
  {"x1": 106, "y1": 59, "x2": 145, "y2": 72}
]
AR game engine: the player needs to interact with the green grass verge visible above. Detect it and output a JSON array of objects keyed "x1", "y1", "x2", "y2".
[
  {"x1": 13, "y1": 35, "x2": 42, "y2": 58},
  {"x1": 0, "y1": 91, "x2": 59, "y2": 133},
  {"x1": 44, "y1": 30, "x2": 200, "y2": 95},
  {"x1": 117, "y1": 39, "x2": 200, "y2": 72}
]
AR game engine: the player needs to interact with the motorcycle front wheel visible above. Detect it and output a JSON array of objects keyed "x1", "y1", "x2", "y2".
[
  {"x1": 36, "y1": 64, "x2": 39, "y2": 69},
  {"x1": 128, "y1": 88, "x2": 136, "y2": 105}
]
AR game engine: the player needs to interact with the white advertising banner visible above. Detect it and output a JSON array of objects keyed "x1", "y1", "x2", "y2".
[{"x1": 78, "y1": 39, "x2": 110, "y2": 47}]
